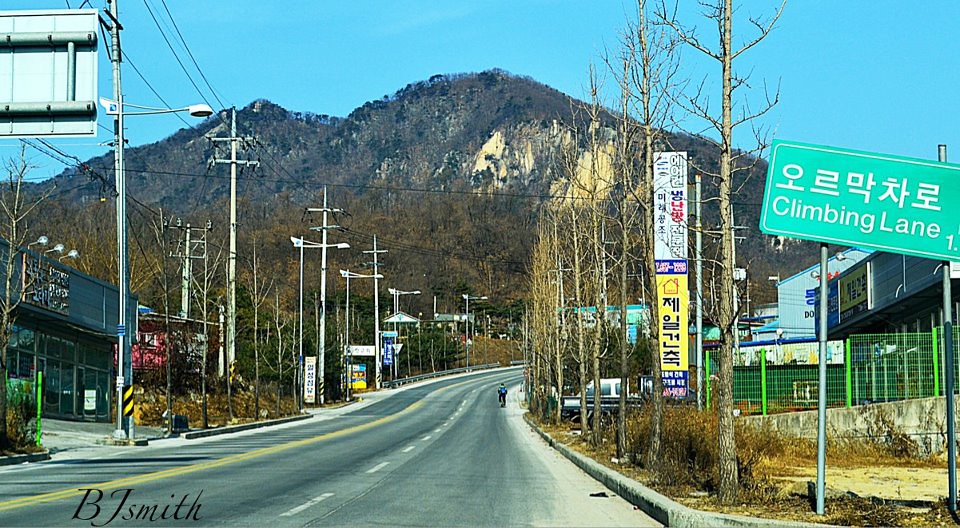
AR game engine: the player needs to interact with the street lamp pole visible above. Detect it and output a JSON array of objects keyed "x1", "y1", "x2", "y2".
[
  {"x1": 388, "y1": 288, "x2": 420, "y2": 378},
  {"x1": 462, "y1": 294, "x2": 488, "y2": 368},
  {"x1": 307, "y1": 187, "x2": 345, "y2": 405},
  {"x1": 293, "y1": 235, "x2": 349, "y2": 407},
  {"x1": 341, "y1": 269, "x2": 382, "y2": 398},
  {"x1": 108, "y1": 2, "x2": 212, "y2": 439}
]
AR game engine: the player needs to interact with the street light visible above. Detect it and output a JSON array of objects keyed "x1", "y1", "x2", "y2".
[
  {"x1": 387, "y1": 288, "x2": 421, "y2": 379},
  {"x1": 108, "y1": 98, "x2": 210, "y2": 441},
  {"x1": 44, "y1": 243, "x2": 65, "y2": 255},
  {"x1": 59, "y1": 249, "x2": 80, "y2": 262},
  {"x1": 462, "y1": 294, "x2": 488, "y2": 367},
  {"x1": 291, "y1": 236, "x2": 350, "y2": 409},
  {"x1": 28, "y1": 236, "x2": 48, "y2": 249},
  {"x1": 341, "y1": 269, "x2": 382, "y2": 401}
]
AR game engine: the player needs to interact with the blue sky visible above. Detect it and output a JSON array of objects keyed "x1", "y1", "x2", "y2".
[{"x1": 5, "y1": 1, "x2": 960, "y2": 180}]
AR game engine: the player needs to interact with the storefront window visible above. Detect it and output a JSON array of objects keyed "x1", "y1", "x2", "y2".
[
  {"x1": 64, "y1": 339, "x2": 76, "y2": 363},
  {"x1": 18, "y1": 327, "x2": 34, "y2": 351},
  {"x1": 15, "y1": 351, "x2": 34, "y2": 380},
  {"x1": 60, "y1": 365, "x2": 74, "y2": 415},
  {"x1": 43, "y1": 360, "x2": 60, "y2": 413}
]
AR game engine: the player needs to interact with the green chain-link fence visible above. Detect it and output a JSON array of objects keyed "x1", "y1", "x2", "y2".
[{"x1": 706, "y1": 328, "x2": 959, "y2": 416}]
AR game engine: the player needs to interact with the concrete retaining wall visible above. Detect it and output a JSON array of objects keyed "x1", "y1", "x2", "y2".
[{"x1": 743, "y1": 395, "x2": 959, "y2": 456}]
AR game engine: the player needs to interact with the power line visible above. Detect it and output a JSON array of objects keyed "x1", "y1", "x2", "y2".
[{"x1": 158, "y1": 0, "x2": 230, "y2": 111}]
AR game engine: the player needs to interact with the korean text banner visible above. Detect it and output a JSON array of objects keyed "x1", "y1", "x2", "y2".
[
  {"x1": 657, "y1": 274, "x2": 689, "y2": 393},
  {"x1": 654, "y1": 152, "x2": 688, "y2": 262},
  {"x1": 304, "y1": 356, "x2": 317, "y2": 404}
]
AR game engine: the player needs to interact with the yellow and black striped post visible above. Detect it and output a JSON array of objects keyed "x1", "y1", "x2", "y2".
[{"x1": 122, "y1": 385, "x2": 134, "y2": 418}]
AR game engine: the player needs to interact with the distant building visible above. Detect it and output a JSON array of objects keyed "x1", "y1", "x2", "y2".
[
  {"x1": 825, "y1": 252, "x2": 960, "y2": 338},
  {"x1": 771, "y1": 248, "x2": 872, "y2": 340},
  {"x1": 4, "y1": 240, "x2": 136, "y2": 422}
]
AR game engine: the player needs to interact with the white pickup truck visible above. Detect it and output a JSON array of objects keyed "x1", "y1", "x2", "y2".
[{"x1": 560, "y1": 377, "x2": 650, "y2": 422}]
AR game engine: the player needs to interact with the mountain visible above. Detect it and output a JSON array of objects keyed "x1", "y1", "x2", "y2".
[{"x1": 36, "y1": 69, "x2": 816, "y2": 308}]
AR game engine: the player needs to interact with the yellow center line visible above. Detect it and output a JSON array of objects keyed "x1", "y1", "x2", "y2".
[{"x1": 0, "y1": 376, "x2": 483, "y2": 513}]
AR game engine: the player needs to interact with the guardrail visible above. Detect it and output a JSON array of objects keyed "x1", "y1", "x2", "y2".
[
  {"x1": 383, "y1": 363, "x2": 503, "y2": 389},
  {"x1": 509, "y1": 360, "x2": 527, "y2": 366}
]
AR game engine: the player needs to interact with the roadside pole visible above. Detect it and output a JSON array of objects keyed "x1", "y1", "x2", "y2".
[
  {"x1": 695, "y1": 174, "x2": 704, "y2": 410},
  {"x1": 939, "y1": 144, "x2": 957, "y2": 514},
  {"x1": 35, "y1": 371, "x2": 42, "y2": 446},
  {"x1": 816, "y1": 243, "x2": 828, "y2": 515}
]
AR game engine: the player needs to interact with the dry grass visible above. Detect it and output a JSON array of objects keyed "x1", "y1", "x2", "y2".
[{"x1": 532, "y1": 407, "x2": 955, "y2": 527}]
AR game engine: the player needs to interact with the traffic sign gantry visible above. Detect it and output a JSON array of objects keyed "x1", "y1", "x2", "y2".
[{"x1": 760, "y1": 140, "x2": 960, "y2": 261}]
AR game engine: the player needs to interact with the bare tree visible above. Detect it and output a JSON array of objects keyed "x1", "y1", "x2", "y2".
[
  {"x1": 248, "y1": 239, "x2": 274, "y2": 420},
  {"x1": 0, "y1": 150, "x2": 49, "y2": 447},
  {"x1": 657, "y1": 0, "x2": 785, "y2": 503}
]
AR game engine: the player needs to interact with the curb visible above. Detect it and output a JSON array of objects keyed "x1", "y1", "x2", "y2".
[
  {"x1": 0, "y1": 451, "x2": 51, "y2": 466},
  {"x1": 97, "y1": 437, "x2": 149, "y2": 446},
  {"x1": 183, "y1": 413, "x2": 312, "y2": 439},
  {"x1": 523, "y1": 414, "x2": 834, "y2": 528}
]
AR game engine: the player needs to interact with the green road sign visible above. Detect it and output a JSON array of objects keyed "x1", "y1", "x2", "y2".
[{"x1": 760, "y1": 139, "x2": 960, "y2": 262}]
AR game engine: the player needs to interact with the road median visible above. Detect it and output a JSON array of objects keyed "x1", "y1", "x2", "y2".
[{"x1": 523, "y1": 413, "x2": 833, "y2": 528}]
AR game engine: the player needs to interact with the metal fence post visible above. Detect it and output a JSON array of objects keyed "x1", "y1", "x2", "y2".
[
  {"x1": 845, "y1": 339, "x2": 852, "y2": 408},
  {"x1": 760, "y1": 348, "x2": 768, "y2": 415},
  {"x1": 705, "y1": 349, "x2": 711, "y2": 409},
  {"x1": 933, "y1": 328, "x2": 941, "y2": 397}
]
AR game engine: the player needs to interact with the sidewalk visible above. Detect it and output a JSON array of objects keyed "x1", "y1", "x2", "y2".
[{"x1": 41, "y1": 418, "x2": 165, "y2": 453}]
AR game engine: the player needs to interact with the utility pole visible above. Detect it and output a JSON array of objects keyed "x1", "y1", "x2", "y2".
[
  {"x1": 106, "y1": 0, "x2": 131, "y2": 441},
  {"x1": 211, "y1": 107, "x2": 258, "y2": 397},
  {"x1": 168, "y1": 219, "x2": 209, "y2": 319},
  {"x1": 306, "y1": 187, "x2": 345, "y2": 404},
  {"x1": 363, "y1": 236, "x2": 387, "y2": 389}
]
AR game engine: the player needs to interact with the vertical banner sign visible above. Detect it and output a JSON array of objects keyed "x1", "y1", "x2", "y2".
[
  {"x1": 304, "y1": 356, "x2": 317, "y2": 404},
  {"x1": 383, "y1": 337, "x2": 394, "y2": 366},
  {"x1": 654, "y1": 152, "x2": 689, "y2": 398}
]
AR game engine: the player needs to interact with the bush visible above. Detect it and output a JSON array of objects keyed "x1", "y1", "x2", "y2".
[
  {"x1": 627, "y1": 406, "x2": 783, "y2": 493},
  {"x1": 4, "y1": 379, "x2": 38, "y2": 451}
]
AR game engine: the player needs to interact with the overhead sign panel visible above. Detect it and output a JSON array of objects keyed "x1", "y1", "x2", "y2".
[
  {"x1": 0, "y1": 9, "x2": 99, "y2": 137},
  {"x1": 761, "y1": 140, "x2": 960, "y2": 261}
]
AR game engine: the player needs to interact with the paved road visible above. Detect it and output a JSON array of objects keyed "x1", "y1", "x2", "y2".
[{"x1": 0, "y1": 369, "x2": 657, "y2": 527}]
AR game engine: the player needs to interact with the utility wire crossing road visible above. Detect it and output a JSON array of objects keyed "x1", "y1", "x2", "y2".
[{"x1": 0, "y1": 369, "x2": 657, "y2": 526}]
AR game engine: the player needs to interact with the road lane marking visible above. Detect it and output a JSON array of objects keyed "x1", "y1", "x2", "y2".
[
  {"x1": 366, "y1": 462, "x2": 389, "y2": 474},
  {"x1": 0, "y1": 373, "x2": 514, "y2": 513},
  {"x1": 280, "y1": 493, "x2": 334, "y2": 517},
  {"x1": 421, "y1": 435, "x2": 432, "y2": 441},
  {"x1": 402, "y1": 445, "x2": 415, "y2": 453},
  {"x1": 434, "y1": 428, "x2": 442, "y2": 433}
]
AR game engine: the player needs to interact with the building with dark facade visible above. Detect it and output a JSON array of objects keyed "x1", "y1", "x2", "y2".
[{"x1": 6, "y1": 244, "x2": 135, "y2": 422}]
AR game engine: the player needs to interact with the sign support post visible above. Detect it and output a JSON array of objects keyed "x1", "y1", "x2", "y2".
[
  {"x1": 816, "y1": 243, "x2": 828, "y2": 515},
  {"x1": 939, "y1": 144, "x2": 957, "y2": 513}
]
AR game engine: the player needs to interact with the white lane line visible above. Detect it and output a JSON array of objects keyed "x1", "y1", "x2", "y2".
[
  {"x1": 421, "y1": 435, "x2": 432, "y2": 441},
  {"x1": 280, "y1": 493, "x2": 334, "y2": 517},
  {"x1": 402, "y1": 445, "x2": 416, "y2": 453},
  {"x1": 366, "y1": 461, "x2": 390, "y2": 474}
]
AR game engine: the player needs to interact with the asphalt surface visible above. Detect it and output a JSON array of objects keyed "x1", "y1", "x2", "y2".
[{"x1": 0, "y1": 368, "x2": 657, "y2": 527}]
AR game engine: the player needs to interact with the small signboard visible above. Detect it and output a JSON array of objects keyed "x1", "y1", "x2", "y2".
[
  {"x1": 350, "y1": 364, "x2": 367, "y2": 390},
  {"x1": 347, "y1": 345, "x2": 376, "y2": 357},
  {"x1": 84, "y1": 389, "x2": 96, "y2": 411},
  {"x1": 304, "y1": 356, "x2": 316, "y2": 404},
  {"x1": 838, "y1": 264, "x2": 870, "y2": 322},
  {"x1": 383, "y1": 338, "x2": 394, "y2": 366},
  {"x1": 761, "y1": 140, "x2": 960, "y2": 262}
]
